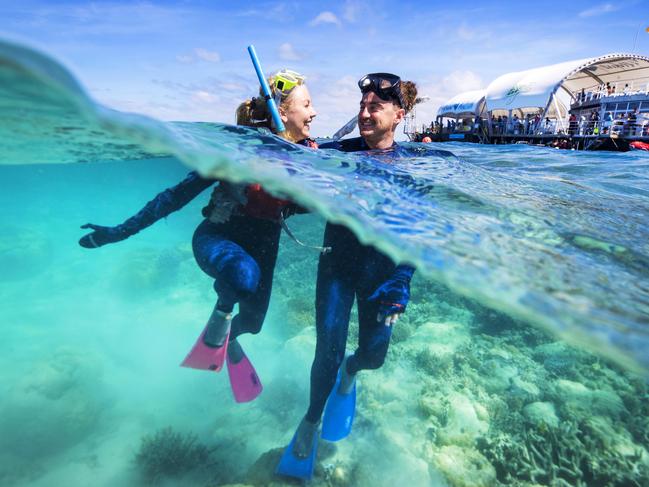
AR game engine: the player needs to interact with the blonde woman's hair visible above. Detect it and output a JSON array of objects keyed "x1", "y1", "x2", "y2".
[{"x1": 236, "y1": 72, "x2": 303, "y2": 141}]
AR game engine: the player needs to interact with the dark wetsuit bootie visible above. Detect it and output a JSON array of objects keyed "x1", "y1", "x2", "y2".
[
  {"x1": 202, "y1": 306, "x2": 232, "y2": 348},
  {"x1": 227, "y1": 338, "x2": 245, "y2": 364},
  {"x1": 339, "y1": 355, "x2": 356, "y2": 395}
]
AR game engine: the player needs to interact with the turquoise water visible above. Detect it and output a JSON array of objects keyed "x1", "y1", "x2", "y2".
[{"x1": 1, "y1": 39, "x2": 648, "y2": 486}]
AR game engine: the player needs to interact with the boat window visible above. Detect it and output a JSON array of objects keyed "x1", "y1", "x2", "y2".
[{"x1": 627, "y1": 102, "x2": 639, "y2": 111}]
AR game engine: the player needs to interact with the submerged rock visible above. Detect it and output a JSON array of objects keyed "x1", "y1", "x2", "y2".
[
  {"x1": 0, "y1": 348, "x2": 107, "y2": 461},
  {"x1": 509, "y1": 377, "x2": 541, "y2": 404},
  {"x1": 433, "y1": 445, "x2": 496, "y2": 487},
  {"x1": 523, "y1": 401, "x2": 559, "y2": 428},
  {"x1": 553, "y1": 379, "x2": 625, "y2": 418},
  {"x1": 480, "y1": 357, "x2": 518, "y2": 393},
  {"x1": 438, "y1": 392, "x2": 489, "y2": 447}
]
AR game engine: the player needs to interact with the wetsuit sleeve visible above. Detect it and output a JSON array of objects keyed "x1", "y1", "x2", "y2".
[
  {"x1": 368, "y1": 264, "x2": 415, "y2": 314},
  {"x1": 118, "y1": 171, "x2": 214, "y2": 236},
  {"x1": 318, "y1": 140, "x2": 338, "y2": 149}
]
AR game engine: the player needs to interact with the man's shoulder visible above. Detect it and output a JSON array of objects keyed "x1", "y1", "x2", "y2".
[{"x1": 319, "y1": 136, "x2": 367, "y2": 152}]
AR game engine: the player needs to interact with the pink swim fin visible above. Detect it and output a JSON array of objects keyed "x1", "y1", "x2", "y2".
[
  {"x1": 180, "y1": 326, "x2": 229, "y2": 372},
  {"x1": 226, "y1": 347, "x2": 263, "y2": 403}
]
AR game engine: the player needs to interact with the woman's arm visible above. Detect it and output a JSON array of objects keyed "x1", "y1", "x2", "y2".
[{"x1": 79, "y1": 171, "x2": 214, "y2": 248}]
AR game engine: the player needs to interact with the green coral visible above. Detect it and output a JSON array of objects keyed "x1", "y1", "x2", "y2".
[
  {"x1": 135, "y1": 427, "x2": 216, "y2": 484},
  {"x1": 478, "y1": 419, "x2": 649, "y2": 486}
]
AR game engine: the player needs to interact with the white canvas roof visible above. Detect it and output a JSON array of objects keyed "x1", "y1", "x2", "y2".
[
  {"x1": 484, "y1": 53, "x2": 649, "y2": 117},
  {"x1": 437, "y1": 89, "x2": 485, "y2": 117}
]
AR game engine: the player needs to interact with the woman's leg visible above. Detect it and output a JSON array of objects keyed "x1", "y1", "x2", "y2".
[
  {"x1": 229, "y1": 219, "x2": 282, "y2": 341},
  {"x1": 192, "y1": 219, "x2": 263, "y2": 346}
]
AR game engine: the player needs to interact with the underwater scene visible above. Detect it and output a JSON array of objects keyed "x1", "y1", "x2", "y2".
[{"x1": 1, "y1": 39, "x2": 649, "y2": 487}]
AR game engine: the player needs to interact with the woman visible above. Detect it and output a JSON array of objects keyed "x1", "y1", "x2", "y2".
[
  {"x1": 79, "y1": 69, "x2": 317, "y2": 403},
  {"x1": 278, "y1": 73, "x2": 418, "y2": 480}
]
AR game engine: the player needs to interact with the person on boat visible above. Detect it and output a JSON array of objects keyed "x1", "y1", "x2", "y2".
[
  {"x1": 277, "y1": 72, "x2": 418, "y2": 480},
  {"x1": 78, "y1": 69, "x2": 318, "y2": 402}
]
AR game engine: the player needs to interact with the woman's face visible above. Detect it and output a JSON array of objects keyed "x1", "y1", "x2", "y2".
[{"x1": 280, "y1": 85, "x2": 317, "y2": 141}]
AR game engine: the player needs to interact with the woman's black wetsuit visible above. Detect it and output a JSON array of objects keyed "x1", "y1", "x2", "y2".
[{"x1": 79, "y1": 138, "x2": 317, "y2": 341}]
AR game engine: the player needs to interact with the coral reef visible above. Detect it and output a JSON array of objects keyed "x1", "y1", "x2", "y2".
[
  {"x1": 376, "y1": 275, "x2": 649, "y2": 487},
  {"x1": 134, "y1": 427, "x2": 217, "y2": 484},
  {"x1": 432, "y1": 445, "x2": 496, "y2": 487},
  {"x1": 0, "y1": 348, "x2": 109, "y2": 485},
  {"x1": 0, "y1": 348, "x2": 106, "y2": 457},
  {"x1": 478, "y1": 418, "x2": 648, "y2": 486}
]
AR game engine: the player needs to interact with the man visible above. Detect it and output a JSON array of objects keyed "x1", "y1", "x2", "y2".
[{"x1": 277, "y1": 73, "x2": 418, "y2": 480}]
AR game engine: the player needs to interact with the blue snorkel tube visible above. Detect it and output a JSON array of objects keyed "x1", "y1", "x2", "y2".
[{"x1": 247, "y1": 45, "x2": 286, "y2": 134}]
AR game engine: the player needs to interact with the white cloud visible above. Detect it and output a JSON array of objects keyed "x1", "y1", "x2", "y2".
[
  {"x1": 309, "y1": 11, "x2": 342, "y2": 27},
  {"x1": 455, "y1": 23, "x2": 493, "y2": 43},
  {"x1": 26, "y1": 2, "x2": 193, "y2": 36},
  {"x1": 176, "y1": 54, "x2": 194, "y2": 64},
  {"x1": 192, "y1": 90, "x2": 219, "y2": 104},
  {"x1": 194, "y1": 48, "x2": 221, "y2": 63},
  {"x1": 578, "y1": 3, "x2": 619, "y2": 17},
  {"x1": 442, "y1": 70, "x2": 483, "y2": 93},
  {"x1": 235, "y1": 3, "x2": 292, "y2": 22},
  {"x1": 457, "y1": 24, "x2": 476, "y2": 41},
  {"x1": 310, "y1": 75, "x2": 360, "y2": 136},
  {"x1": 343, "y1": 1, "x2": 361, "y2": 22},
  {"x1": 279, "y1": 42, "x2": 303, "y2": 61},
  {"x1": 219, "y1": 82, "x2": 246, "y2": 92}
]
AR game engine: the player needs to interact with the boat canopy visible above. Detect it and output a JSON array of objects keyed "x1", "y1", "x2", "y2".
[
  {"x1": 484, "y1": 54, "x2": 649, "y2": 118},
  {"x1": 437, "y1": 89, "x2": 486, "y2": 118}
]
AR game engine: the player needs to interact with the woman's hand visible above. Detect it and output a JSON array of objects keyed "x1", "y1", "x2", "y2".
[{"x1": 78, "y1": 223, "x2": 128, "y2": 248}]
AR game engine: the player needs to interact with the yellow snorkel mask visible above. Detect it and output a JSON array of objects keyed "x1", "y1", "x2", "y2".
[{"x1": 272, "y1": 69, "x2": 306, "y2": 104}]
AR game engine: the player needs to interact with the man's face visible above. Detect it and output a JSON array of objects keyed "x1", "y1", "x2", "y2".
[{"x1": 357, "y1": 91, "x2": 404, "y2": 143}]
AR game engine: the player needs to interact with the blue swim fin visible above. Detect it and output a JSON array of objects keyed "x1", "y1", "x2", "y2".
[
  {"x1": 276, "y1": 428, "x2": 318, "y2": 481},
  {"x1": 321, "y1": 368, "x2": 356, "y2": 441}
]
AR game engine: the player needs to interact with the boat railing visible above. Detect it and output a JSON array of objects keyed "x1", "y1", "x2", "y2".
[
  {"x1": 571, "y1": 87, "x2": 649, "y2": 107},
  {"x1": 558, "y1": 118, "x2": 648, "y2": 137},
  {"x1": 489, "y1": 117, "x2": 649, "y2": 137}
]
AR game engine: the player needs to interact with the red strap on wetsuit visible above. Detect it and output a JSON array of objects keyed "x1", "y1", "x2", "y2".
[
  {"x1": 239, "y1": 139, "x2": 317, "y2": 220},
  {"x1": 242, "y1": 184, "x2": 292, "y2": 220}
]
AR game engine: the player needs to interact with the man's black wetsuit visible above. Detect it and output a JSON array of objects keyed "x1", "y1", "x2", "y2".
[{"x1": 305, "y1": 137, "x2": 415, "y2": 424}]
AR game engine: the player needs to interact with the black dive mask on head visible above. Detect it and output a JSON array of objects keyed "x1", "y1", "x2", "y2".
[{"x1": 358, "y1": 72, "x2": 404, "y2": 108}]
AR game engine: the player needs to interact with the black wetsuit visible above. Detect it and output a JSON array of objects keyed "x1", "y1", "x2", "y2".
[
  {"x1": 305, "y1": 137, "x2": 415, "y2": 423},
  {"x1": 80, "y1": 138, "x2": 316, "y2": 341}
]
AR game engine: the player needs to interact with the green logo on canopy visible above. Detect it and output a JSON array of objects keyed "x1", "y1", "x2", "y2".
[{"x1": 504, "y1": 83, "x2": 532, "y2": 105}]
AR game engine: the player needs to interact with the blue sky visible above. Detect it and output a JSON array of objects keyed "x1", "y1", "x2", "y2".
[{"x1": 1, "y1": 0, "x2": 648, "y2": 137}]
